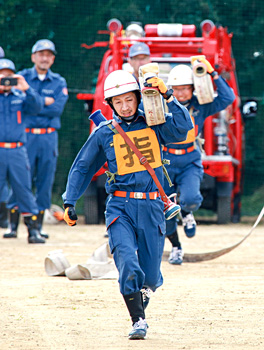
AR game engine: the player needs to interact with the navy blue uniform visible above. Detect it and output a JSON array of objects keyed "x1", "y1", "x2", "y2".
[
  {"x1": 0, "y1": 183, "x2": 9, "y2": 202},
  {"x1": 0, "y1": 87, "x2": 42, "y2": 214},
  {"x1": 164, "y1": 77, "x2": 236, "y2": 236},
  {"x1": 9, "y1": 67, "x2": 68, "y2": 211},
  {"x1": 63, "y1": 99, "x2": 193, "y2": 295}
]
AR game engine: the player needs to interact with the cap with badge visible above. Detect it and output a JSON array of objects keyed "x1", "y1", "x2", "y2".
[
  {"x1": 32, "y1": 39, "x2": 57, "y2": 55},
  {"x1": 0, "y1": 58, "x2": 16, "y2": 72},
  {"x1": 129, "y1": 42, "x2": 150, "y2": 58}
]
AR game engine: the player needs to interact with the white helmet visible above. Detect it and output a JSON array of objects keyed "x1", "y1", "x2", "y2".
[
  {"x1": 125, "y1": 23, "x2": 144, "y2": 38},
  {"x1": 104, "y1": 70, "x2": 139, "y2": 100},
  {"x1": 167, "y1": 64, "x2": 194, "y2": 86}
]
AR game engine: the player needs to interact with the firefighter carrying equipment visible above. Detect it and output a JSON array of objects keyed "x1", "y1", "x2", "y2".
[{"x1": 191, "y1": 55, "x2": 214, "y2": 104}]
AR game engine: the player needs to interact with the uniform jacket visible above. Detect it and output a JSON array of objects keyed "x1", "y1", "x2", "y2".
[
  {"x1": 0, "y1": 87, "x2": 43, "y2": 143},
  {"x1": 63, "y1": 98, "x2": 193, "y2": 206},
  {"x1": 18, "y1": 67, "x2": 68, "y2": 129}
]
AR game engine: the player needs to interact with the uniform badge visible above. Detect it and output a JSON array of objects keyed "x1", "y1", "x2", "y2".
[{"x1": 62, "y1": 87, "x2": 68, "y2": 95}]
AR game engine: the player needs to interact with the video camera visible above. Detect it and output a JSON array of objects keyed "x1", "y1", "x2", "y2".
[{"x1": 0, "y1": 77, "x2": 18, "y2": 86}]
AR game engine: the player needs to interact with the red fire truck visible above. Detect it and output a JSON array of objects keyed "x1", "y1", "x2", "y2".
[{"x1": 77, "y1": 18, "x2": 255, "y2": 224}]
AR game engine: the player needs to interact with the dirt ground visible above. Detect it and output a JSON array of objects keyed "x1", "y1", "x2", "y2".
[{"x1": 1, "y1": 216, "x2": 264, "y2": 350}]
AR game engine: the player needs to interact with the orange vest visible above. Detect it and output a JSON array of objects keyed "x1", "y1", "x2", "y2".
[
  {"x1": 113, "y1": 128, "x2": 162, "y2": 175},
  {"x1": 174, "y1": 109, "x2": 197, "y2": 145}
]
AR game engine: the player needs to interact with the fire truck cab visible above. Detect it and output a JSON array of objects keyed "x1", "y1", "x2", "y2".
[{"x1": 77, "y1": 18, "x2": 255, "y2": 224}]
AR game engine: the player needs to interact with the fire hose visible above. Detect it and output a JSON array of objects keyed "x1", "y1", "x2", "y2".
[
  {"x1": 163, "y1": 206, "x2": 264, "y2": 262},
  {"x1": 191, "y1": 56, "x2": 214, "y2": 105}
]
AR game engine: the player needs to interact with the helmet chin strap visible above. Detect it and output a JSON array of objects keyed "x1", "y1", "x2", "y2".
[
  {"x1": 179, "y1": 99, "x2": 191, "y2": 107},
  {"x1": 119, "y1": 112, "x2": 138, "y2": 122}
]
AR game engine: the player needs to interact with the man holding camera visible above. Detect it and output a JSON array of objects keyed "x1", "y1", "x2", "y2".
[
  {"x1": 0, "y1": 58, "x2": 46, "y2": 243},
  {"x1": 6, "y1": 39, "x2": 68, "y2": 239}
]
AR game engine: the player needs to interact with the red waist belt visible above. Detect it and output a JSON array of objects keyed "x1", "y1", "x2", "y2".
[
  {"x1": 163, "y1": 145, "x2": 195, "y2": 155},
  {"x1": 0, "y1": 142, "x2": 23, "y2": 148},
  {"x1": 25, "y1": 127, "x2": 56, "y2": 134},
  {"x1": 113, "y1": 191, "x2": 159, "y2": 200}
]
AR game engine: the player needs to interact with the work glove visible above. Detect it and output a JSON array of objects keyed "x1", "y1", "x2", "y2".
[
  {"x1": 191, "y1": 55, "x2": 217, "y2": 77},
  {"x1": 140, "y1": 62, "x2": 159, "y2": 77},
  {"x1": 64, "y1": 204, "x2": 78, "y2": 226},
  {"x1": 144, "y1": 77, "x2": 173, "y2": 100},
  {"x1": 198, "y1": 56, "x2": 214, "y2": 74}
]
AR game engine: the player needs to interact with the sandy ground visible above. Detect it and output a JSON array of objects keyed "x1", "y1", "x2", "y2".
[{"x1": 0, "y1": 216, "x2": 264, "y2": 350}]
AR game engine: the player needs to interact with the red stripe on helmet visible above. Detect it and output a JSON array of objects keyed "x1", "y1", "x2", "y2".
[{"x1": 104, "y1": 81, "x2": 137, "y2": 92}]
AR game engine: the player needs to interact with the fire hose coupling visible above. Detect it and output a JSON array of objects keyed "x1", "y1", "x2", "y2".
[
  {"x1": 163, "y1": 194, "x2": 181, "y2": 220},
  {"x1": 139, "y1": 62, "x2": 166, "y2": 126},
  {"x1": 190, "y1": 55, "x2": 214, "y2": 105},
  {"x1": 191, "y1": 55, "x2": 217, "y2": 76},
  {"x1": 143, "y1": 76, "x2": 173, "y2": 99}
]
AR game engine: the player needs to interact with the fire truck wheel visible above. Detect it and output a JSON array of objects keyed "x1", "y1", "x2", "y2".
[
  {"x1": 84, "y1": 195, "x2": 99, "y2": 224},
  {"x1": 217, "y1": 196, "x2": 231, "y2": 224}
]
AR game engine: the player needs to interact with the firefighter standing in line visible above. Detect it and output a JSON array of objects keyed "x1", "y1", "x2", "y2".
[
  {"x1": 63, "y1": 70, "x2": 193, "y2": 339},
  {"x1": 0, "y1": 46, "x2": 9, "y2": 229},
  {"x1": 164, "y1": 58, "x2": 235, "y2": 265},
  {"x1": 5, "y1": 39, "x2": 68, "y2": 239},
  {"x1": 0, "y1": 58, "x2": 45, "y2": 243}
]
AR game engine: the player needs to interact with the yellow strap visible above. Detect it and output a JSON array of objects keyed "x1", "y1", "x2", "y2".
[
  {"x1": 162, "y1": 159, "x2": 173, "y2": 187},
  {"x1": 107, "y1": 123, "x2": 118, "y2": 134},
  {"x1": 105, "y1": 170, "x2": 118, "y2": 184}
]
